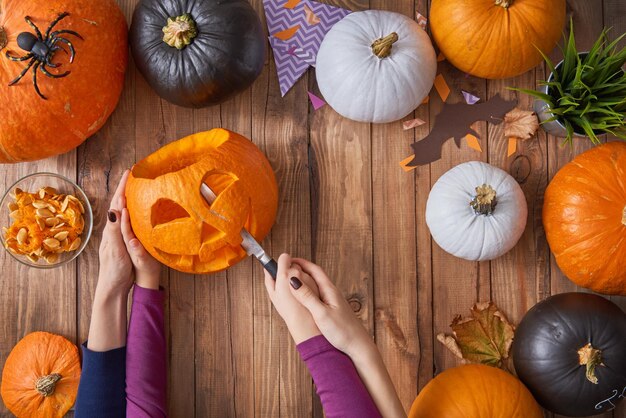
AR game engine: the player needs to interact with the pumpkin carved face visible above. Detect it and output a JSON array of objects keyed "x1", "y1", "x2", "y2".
[{"x1": 126, "y1": 129, "x2": 278, "y2": 274}]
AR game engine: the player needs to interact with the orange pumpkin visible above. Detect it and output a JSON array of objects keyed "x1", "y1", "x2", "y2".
[
  {"x1": 0, "y1": 332, "x2": 81, "y2": 418},
  {"x1": 543, "y1": 142, "x2": 626, "y2": 295},
  {"x1": 409, "y1": 364, "x2": 542, "y2": 418},
  {"x1": 0, "y1": 0, "x2": 127, "y2": 163},
  {"x1": 430, "y1": 0, "x2": 566, "y2": 79},
  {"x1": 126, "y1": 128, "x2": 278, "y2": 274}
]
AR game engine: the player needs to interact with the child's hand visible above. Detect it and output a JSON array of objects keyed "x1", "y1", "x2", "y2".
[
  {"x1": 288, "y1": 258, "x2": 374, "y2": 358},
  {"x1": 264, "y1": 253, "x2": 321, "y2": 344}
]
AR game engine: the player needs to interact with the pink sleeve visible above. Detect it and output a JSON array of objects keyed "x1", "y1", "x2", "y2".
[
  {"x1": 297, "y1": 335, "x2": 382, "y2": 418},
  {"x1": 126, "y1": 285, "x2": 167, "y2": 418}
]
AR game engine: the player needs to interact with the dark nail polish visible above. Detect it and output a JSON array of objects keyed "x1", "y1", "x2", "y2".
[
  {"x1": 290, "y1": 277, "x2": 302, "y2": 289},
  {"x1": 108, "y1": 211, "x2": 117, "y2": 222}
]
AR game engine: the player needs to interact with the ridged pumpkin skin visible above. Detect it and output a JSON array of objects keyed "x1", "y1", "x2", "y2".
[
  {"x1": 126, "y1": 129, "x2": 278, "y2": 274},
  {"x1": 0, "y1": 0, "x2": 128, "y2": 163},
  {"x1": 543, "y1": 142, "x2": 626, "y2": 295},
  {"x1": 0, "y1": 332, "x2": 81, "y2": 418},
  {"x1": 409, "y1": 364, "x2": 543, "y2": 418},
  {"x1": 430, "y1": 0, "x2": 566, "y2": 79}
]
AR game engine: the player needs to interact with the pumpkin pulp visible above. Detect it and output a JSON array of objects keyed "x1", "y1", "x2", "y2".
[
  {"x1": 470, "y1": 184, "x2": 497, "y2": 215},
  {"x1": 162, "y1": 14, "x2": 197, "y2": 50},
  {"x1": 371, "y1": 32, "x2": 398, "y2": 58},
  {"x1": 35, "y1": 373, "x2": 62, "y2": 397},
  {"x1": 577, "y1": 343, "x2": 602, "y2": 384}
]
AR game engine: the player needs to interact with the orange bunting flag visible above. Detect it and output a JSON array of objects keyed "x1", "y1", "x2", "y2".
[
  {"x1": 421, "y1": 95, "x2": 430, "y2": 105},
  {"x1": 415, "y1": 11, "x2": 427, "y2": 30},
  {"x1": 507, "y1": 137, "x2": 518, "y2": 157},
  {"x1": 284, "y1": 0, "x2": 301, "y2": 9},
  {"x1": 437, "y1": 52, "x2": 446, "y2": 62},
  {"x1": 434, "y1": 74, "x2": 450, "y2": 102},
  {"x1": 465, "y1": 134, "x2": 482, "y2": 152},
  {"x1": 403, "y1": 118, "x2": 426, "y2": 130},
  {"x1": 274, "y1": 25, "x2": 300, "y2": 41},
  {"x1": 399, "y1": 155, "x2": 418, "y2": 172},
  {"x1": 304, "y1": 4, "x2": 320, "y2": 25}
]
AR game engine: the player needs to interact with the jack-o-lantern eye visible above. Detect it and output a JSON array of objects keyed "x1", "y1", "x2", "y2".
[{"x1": 151, "y1": 199, "x2": 190, "y2": 227}]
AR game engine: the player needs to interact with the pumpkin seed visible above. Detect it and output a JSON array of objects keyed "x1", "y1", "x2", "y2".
[
  {"x1": 36, "y1": 208, "x2": 53, "y2": 218},
  {"x1": 61, "y1": 196, "x2": 69, "y2": 213},
  {"x1": 36, "y1": 217, "x2": 46, "y2": 230},
  {"x1": 52, "y1": 222, "x2": 66, "y2": 230},
  {"x1": 9, "y1": 210, "x2": 20, "y2": 219},
  {"x1": 76, "y1": 200, "x2": 85, "y2": 214},
  {"x1": 44, "y1": 253, "x2": 59, "y2": 264},
  {"x1": 45, "y1": 217, "x2": 60, "y2": 227},
  {"x1": 47, "y1": 204, "x2": 57, "y2": 213},
  {"x1": 16, "y1": 228, "x2": 28, "y2": 245},
  {"x1": 43, "y1": 187, "x2": 57, "y2": 195},
  {"x1": 38, "y1": 189, "x2": 46, "y2": 199},
  {"x1": 26, "y1": 254, "x2": 39, "y2": 263},
  {"x1": 34, "y1": 247, "x2": 44, "y2": 256},
  {"x1": 43, "y1": 238, "x2": 60, "y2": 249},
  {"x1": 32, "y1": 200, "x2": 48, "y2": 209},
  {"x1": 68, "y1": 237, "x2": 81, "y2": 251},
  {"x1": 53, "y1": 231, "x2": 69, "y2": 241}
]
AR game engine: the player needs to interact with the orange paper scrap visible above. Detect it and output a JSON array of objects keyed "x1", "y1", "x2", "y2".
[
  {"x1": 304, "y1": 4, "x2": 320, "y2": 25},
  {"x1": 465, "y1": 134, "x2": 482, "y2": 152},
  {"x1": 403, "y1": 118, "x2": 426, "y2": 130},
  {"x1": 507, "y1": 137, "x2": 518, "y2": 157},
  {"x1": 434, "y1": 74, "x2": 450, "y2": 102},
  {"x1": 400, "y1": 155, "x2": 418, "y2": 172},
  {"x1": 274, "y1": 25, "x2": 300, "y2": 41},
  {"x1": 437, "y1": 52, "x2": 445, "y2": 62},
  {"x1": 415, "y1": 11, "x2": 427, "y2": 30},
  {"x1": 284, "y1": 0, "x2": 301, "y2": 9}
]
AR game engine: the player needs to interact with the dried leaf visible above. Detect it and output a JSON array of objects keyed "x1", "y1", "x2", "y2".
[
  {"x1": 437, "y1": 301, "x2": 515, "y2": 371},
  {"x1": 504, "y1": 108, "x2": 539, "y2": 140}
]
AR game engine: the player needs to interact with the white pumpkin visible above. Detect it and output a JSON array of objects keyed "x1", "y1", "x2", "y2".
[
  {"x1": 316, "y1": 10, "x2": 436, "y2": 124},
  {"x1": 426, "y1": 161, "x2": 528, "y2": 261}
]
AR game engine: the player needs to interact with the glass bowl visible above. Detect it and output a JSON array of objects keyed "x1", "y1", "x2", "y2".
[{"x1": 0, "y1": 173, "x2": 93, "y2": 269}]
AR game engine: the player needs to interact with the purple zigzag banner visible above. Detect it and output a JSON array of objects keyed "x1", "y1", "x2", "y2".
[{"x1": 264, "y1": 0, "x2": 350, "y2": 96}]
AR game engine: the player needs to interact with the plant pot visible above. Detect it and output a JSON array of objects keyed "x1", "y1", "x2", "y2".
[{"x1": 533, "y1": 53, "x2": 588, "y2": 139}]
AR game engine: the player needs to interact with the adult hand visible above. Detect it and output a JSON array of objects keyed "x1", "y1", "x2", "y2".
[{"x1": 264, "y1": 253, "x2": 321, "y2": 344}]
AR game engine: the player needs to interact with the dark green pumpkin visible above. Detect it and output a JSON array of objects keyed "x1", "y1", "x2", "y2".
[
  {"x1": 130, "y1": 0, "x2": 266, "y2": 108},
  {"x1": 513, "y1": 293, "x2": 626, "y2": 416}
]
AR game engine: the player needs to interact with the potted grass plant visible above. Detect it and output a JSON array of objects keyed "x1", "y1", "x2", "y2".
[{"x1": 516, "y1": 21, "x2": 626, "y2": 143}]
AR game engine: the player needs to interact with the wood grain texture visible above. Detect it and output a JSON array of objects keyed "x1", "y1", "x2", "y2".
[{"x1": 1, "y1": 0, "x2": 625, "y2": 417}]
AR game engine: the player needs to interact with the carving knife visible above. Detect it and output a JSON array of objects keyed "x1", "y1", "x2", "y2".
[{"x1": 200, "y1": 183, "x2": 278, "y2": 279}]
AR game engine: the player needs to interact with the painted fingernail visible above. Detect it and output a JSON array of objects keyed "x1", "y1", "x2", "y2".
[
  {"x1": 290, "y1": 277, "x2": 302, "y2": 289},
  {"x1": 108, "y1": 211, "x2": 117, "y2": 222}
]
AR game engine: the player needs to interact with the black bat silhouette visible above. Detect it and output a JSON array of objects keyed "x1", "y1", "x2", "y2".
[{"x1": 406, "y1": 94, "x2": 518, "y2": 167}]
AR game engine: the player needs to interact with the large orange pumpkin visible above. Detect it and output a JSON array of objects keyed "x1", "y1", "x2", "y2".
[
  {"x1": 408, "y1": 364, "x2": 542, "y2": 418},
  {"x1": 430, "y1": 0, "x2": 566, "y2": 79},
  {"x1": 126, "y1": 128, "x2": 278, "y2": 274},
  {"x1": 0, "y1": 0, "x2": 127, "y2": 163},
  {"x1": 0, "y1": 332, "x2": 81, "y2": 418},
  {"x1": 543, "y1": 142, "x2": 626, "y2": 295}
]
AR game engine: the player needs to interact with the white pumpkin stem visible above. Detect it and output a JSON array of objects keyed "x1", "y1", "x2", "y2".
[
  {"x1": 495, "y1": 0, "x2": 514, "y2": 8},
  {"x1": 578, "y1": 343, "x2": 603, "y2": 384},
  {"x1": 622, "y1": 205, "x2": 626, "y2": 226},
  {"x1": 162, "y1": 13, "x2": 198, "y2": 50},
  {"x1": 371, "y1": 32, "x2": 399, "y2": 59},
  {"x1": 35, "y1": 373, "x2": 62, "y2": 397},
  {"x1": 470, "y1": 184, "x2": 497, "y2": 215},
  {"x1": 0, "y1": 26, "x2": 7, "y2": 51}
]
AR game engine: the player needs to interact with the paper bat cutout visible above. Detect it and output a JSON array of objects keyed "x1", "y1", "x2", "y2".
[{"x1": 404, "y1": 94, "x2": 517, "y2": 167}]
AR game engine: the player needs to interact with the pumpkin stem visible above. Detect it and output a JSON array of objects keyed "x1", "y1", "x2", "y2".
[
  {"x1": 470, "y1": 184, "x2": 497, "y2": 215},
  {"x1": 0, "y1": 26, "x2": 7, "y2": 51},
  {"x1": 162, "y1": 14, "x2": 197, "y2": 50},
  {"x1": 371, "y1": 32, "x2": 399, "y2": 59},
  {"x1": 622, "y1": 205, "x2": 626, "y2": 226},
  {"x1": 578, "y1": 343, "x2": 603, "y2": 384},
  {"x1": 35, "y1": 373, "x2": 62, "y2": 397},
  {"x1": 495, "y1": 0, "x2": 514, "y2": 8}
]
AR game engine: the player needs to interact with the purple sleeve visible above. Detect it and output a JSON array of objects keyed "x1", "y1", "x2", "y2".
[
  {"x1": 126, "y1": 285, "x2": 167, "y2": 418},
  {"x1": 297, "y1": 335, "x2": 382, "y2": 418}
]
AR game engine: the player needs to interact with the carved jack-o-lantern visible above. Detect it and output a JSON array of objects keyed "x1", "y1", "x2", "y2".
[{"x1": 125, "y1": 129, "x2": 278, "y2": 274}]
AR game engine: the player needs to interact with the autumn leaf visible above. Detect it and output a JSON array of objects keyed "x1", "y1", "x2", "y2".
[
  {"x1": 436, "y1": 301, "x2": 515, "y2": 372},
  {"x1": 504, "y1": 108, "x2": 539, "y2": 140}
]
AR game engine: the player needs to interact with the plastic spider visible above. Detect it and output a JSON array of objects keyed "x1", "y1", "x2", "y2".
[{"x1": 5, "y1": 12, "x2": 82, "y2": 100}]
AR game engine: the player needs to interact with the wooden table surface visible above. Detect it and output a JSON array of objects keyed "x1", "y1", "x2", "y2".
[{"x1": 1, "y1": 0, "x2": 625, "y2": 417}]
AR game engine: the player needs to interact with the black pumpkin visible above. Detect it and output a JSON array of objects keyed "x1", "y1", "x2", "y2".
[
  {"x1": 513, "y1": 293, "x2": 626, "y2": 416},
  {"x1": 130, "y1": 0, "x2": 266, "y2": 108}
]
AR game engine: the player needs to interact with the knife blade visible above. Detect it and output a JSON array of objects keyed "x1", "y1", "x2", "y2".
[{"x1": 200, "y1": 183, "x2": 278, "y2": 279}]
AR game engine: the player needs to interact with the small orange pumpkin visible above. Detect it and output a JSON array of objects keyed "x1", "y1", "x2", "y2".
[
  {"x1": 430, "y1": 0, "x2": 566, "y2": 79},
  {"x1": 409, "y1": 364, "x2": 542, "y2": 418},
  {"x1": 0, "y1": 0, "x2": 128, "y2": 162},
  {"x1": 0, "y1": 332, "x2": 81, "y2": 418},
  {"x1": 126, "y1": 128, "x2": 278, "y2": 274},
  {"x1": 543, "y1": 142, "x2": 626, "y2": 295}
]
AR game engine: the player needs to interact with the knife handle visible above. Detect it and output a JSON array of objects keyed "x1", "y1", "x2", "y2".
[{"x1": 263, "y1": 258, "x2": 278, "y2": 280}]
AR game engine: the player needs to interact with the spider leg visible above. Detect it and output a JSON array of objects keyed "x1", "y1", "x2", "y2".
[
  {"x1": 45, "y1": 58, "x2": 60, "y2": 68},
  {"x1": 32, "y1": 62, "x2": 46, "y2": 100},
  {"x1": 24, "y1": 16, "x2": 44, "y2": 40},
  {"x1": 8, "y1": 59, "x2": 35, "y2": 86},
  {"x1": 50, "y1": 30, "x2": 83, "y2": 40},
  {"x1": 5, "y1": 51, "x2": 33, "y2": 62},
  {"x1": 52, "y1": 37, "x2": 76, "y2": 62},
  {"x1": 44, "y1": 12, "x2": 70, "y2": 40},
  {"x1": 40, "y1": 63, "x2": 70, "y2": 78}
]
